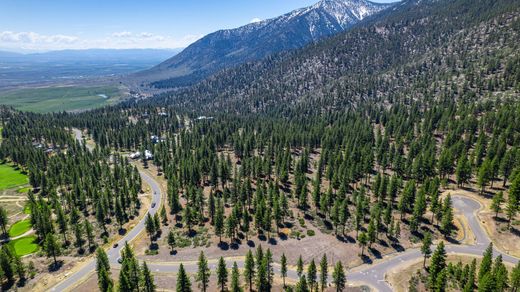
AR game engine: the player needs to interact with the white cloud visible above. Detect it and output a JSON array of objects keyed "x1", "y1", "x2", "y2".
[
  {"x1": 0, "y1": 31, "x2": 79, "y2": 45},
  {"x1": 249, "y1": 17, "x2": 262, "y2": 23},
  {"x1": 111, "y1": 31, "x2": 132, "y2": 38},
  {"x1": 0, "y1": 30, "x2": 202, "y2": 51}
]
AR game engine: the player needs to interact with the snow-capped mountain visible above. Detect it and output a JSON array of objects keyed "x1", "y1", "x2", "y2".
[{"x1": 138, "y1": 0, "x2": 393, "y2": 87}]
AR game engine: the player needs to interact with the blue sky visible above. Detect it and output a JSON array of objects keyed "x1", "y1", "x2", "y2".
[{"x1": 0, "y1": 0, "x2": 398, "y2": 52}]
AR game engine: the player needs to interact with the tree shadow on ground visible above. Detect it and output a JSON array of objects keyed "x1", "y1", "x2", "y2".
[
  {"x1": 48, "y1": 260, "x2": 64, "y2": 272},
  {"x1": 218, "y1": 242, "x2": 229, "y2": 250},
  {"x1": 360, "y1": 254, "x2": 372, "y2": 264},
  {"x1": 369, "y1": 247, "x2": 382, "y2": 259},
  {"x1": 247, "y1": 240, "x2": 255, "y2": 247},
  {"x1": 391, "y1": 242, "x2": 404, "y2": 252}
]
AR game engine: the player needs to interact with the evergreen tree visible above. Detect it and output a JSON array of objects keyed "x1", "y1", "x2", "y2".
[
  {"x1": 217, "y1": 256, "x2": 228, "y2": 292},
  {"x1": 215, "y1": 200, "x2": 225, "y2": 244},
  {"x1": 332, "y1": 261, "x2": 346, "y2": 292},
  {"x1": 196, "y1": 251, "x2": 210, "y2": 292},
  {"x1": 140, "y1": 261, "x2": 156, "y2": 292},
  {"x1": 357, "y1": 232, "x2": 368, "y2": 256},
  {"x1": 491, "y1": 191, "x2": 504, "y2": 219},
  {"x1": 280, "y1": 253, "x2": 287, "y2": 288},
  {"x1": 96, "y1": 248, "x2": 113, "y2": 292},
  {"x1": 243, "y1": 250, "x2": 255, "y2": 292},
  {"x1": 231, "y1": 261, "x2": 242, "y2": 292},
  {"x1": 478, "y1": 243, "x2": 493, "y2": 281},
  {"x1": 0, "y1": 206, "x2": 8, "y2": 236},
  {"x1": 176, "y1": 264, "x2": 192, "y2": 292},
  {"x1": 307, "y1": 259, "x2": 317, "y2": 291},
  {"x1": 428, "y1": 241, "x2": 446, "y2": 287},
  {"x1": 297, "y1": 255, "x2": 304, "y2": 278},
  {"x1": 168, "y1": 229, "x2": 176, "y2": 252},
  {"x1": 319, "y1": 254, "x2": 328, "y2": 292},
  {"x1": 421, "y1": 232, "x2": 432, "y2": 268},
  {"x1": 510, "y1": 262, "x2": 520, "y2": 292},
  {"x1": 44, "y1": 233, "x2": 61, "y2": 268}
]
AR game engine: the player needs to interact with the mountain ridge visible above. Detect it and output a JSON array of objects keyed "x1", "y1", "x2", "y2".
[{"x1": 138, "y1": 0, "x2": 392, "y2": 88}]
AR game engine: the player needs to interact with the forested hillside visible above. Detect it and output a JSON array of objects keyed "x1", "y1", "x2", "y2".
[
  {"x1": 1, "y1": 0, "x2": 520, "y2": 291},
  {"x1": 145, "y1": 0, "x2": 520, "y2": 115}
]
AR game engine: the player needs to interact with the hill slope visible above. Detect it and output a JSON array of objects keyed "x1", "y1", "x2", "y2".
[
  {"x1": 149, "y1": 0, "x2": 520, "y2": 115},
  {"x1": 139, "y1": 0, "x2": 392, "y2": 88}
]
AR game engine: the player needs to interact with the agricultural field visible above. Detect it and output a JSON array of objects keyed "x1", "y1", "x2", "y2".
[{"x1": 0, "y1": 85, "x2": 122, "y2": 113}]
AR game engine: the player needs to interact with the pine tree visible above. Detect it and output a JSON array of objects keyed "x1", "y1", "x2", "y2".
[
  {"x1": 145, "y1": 213, "x2": 156, "y2": 244},
  {"x1": 217, "y1": 257, "x2": 228, "y2": 292},
  {"x1": 492, "y1": 255, "x2": 508, "y2": 292},
  {"x1": 168, "y1": 229, "x2": 176, "y2": 253},
  {"x1": 196, "y1": 251, "x2": 210, "y2": 292},
  {"x1": 141, "y1": 261, "x2": 156, "y2": 292},
  {"x1": 440, "y1": 195, "x2": 453, "y2": 238},
  {"x1": 176, "y1": 264, "x2": 192, "y2": 292},
  {"x1": 332, "y1": 261, "x2": 346, "y2": 292},
  {"x1": 0, "y1": 206, "x2": 8, "y2": 236},
  {"x1": 357, "y1": 232, "x2": 368, "y2": 256},
  {"x1": 231, "y1": 261, "x2": 242, "y2": 292},
  {"x1": 428, "y1": 241, "x2": 446, "y2": 287},
  {"x1": 295, "y1": 275, "x2": 309, "y2": 292},
  {"x1": 160, "y1": 205, "x2": 168, "y2": 225},
  {"x1": 84, "y1": 219, "x2": 95, "y2": 251},
  {"x1": 297, "y1": 255, "x2": 304, "y2": 278},
  {"x1": 477, "y1": 272, "x2": 495, "y2": 292},
  {"x1": 491, "y1": 191, "x2": 504, "y2": 219},
  {"x1": 280, "y1": 253, "x2": 287, "y2": 288},
  {"x1": 434, "y1": 269, "x2": 448, "y2": 292},
  {"x1": 421, "y1": 232, "x2": 432, "y2": 268},
  {"x1": 307, "y1": 259, "x2": 317, "y2": 291},
  {"x1": 511, "y1": 261, "x2": 520, "y2": 292},
  {"x1": 96, "y1": 248, "x2": 113, "y2": 292},
  {"x1": 319, "y1": 254, "x2": 328, "y2": 292},
  {"x1": 478, "y1": 243, "x2": 493, "y2": 281},
  {"x1": 119, "y1": 243, "x2": 140, "y2": 292},
  {"x1": 215, "y1": 200, "x2": 225, "y2": 244},
  {"x1": 44, "y1": 233, "x2": 61, "y2": 268},
  {"x1": 97, "y1": 265, "x2": 114, "y2": 292},
  {"x1": 243, "y1": 250, "x2": 255, "y2": 292}
]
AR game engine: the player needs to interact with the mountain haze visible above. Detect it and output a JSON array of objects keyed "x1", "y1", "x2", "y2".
[{"x1": 139, "y1": 0, "x2": 392, "y2": 88}]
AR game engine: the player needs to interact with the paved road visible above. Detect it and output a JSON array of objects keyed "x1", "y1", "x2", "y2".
[
  {"x1": 58, "y1": 129, "x2": 518, "y2": 291},
  {"x1": 346, "y1": 196, "x2": 519, "y2": 291},
  {"x1": 52, "y1": 130, "x2": 162, "y2": 291}
]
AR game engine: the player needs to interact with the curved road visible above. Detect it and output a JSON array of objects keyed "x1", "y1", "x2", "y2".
[
  {"x1": 58, "y1": 129, "x2": 517, "y2": 291},
  {"x1": 347, "y1": 196, "x2": 519, "y2": 291},
  {"x1": 52, "y1": 130, "x2": 162, "y2": 291}
]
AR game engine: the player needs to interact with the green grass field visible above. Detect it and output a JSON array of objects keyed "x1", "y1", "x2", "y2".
[
  {"x1": 0, "y1": 85, "x2": 121, "y2": 113},
  {"x1": 8, "y1": 219, "x2": 32, "y2": 237},
  {"x1": 0, "y1": 163, "x2": 28, "y2": 190},
  {"x1": 17, "y1": 186, "x2": 31, "y2": 193},
  {"x1": 8, "y1": 235, "x2": 39, "y2": 256}
]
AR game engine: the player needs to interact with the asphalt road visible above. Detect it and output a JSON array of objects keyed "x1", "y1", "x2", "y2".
[
  {"x1": 52, "y1": 130, "x2": 161, "y2": 291},
  {"x1": 56, "y1": 129, "x2": 518, "y2": 291},
  {"x1": 346, "y1": 196, "x2": 519, "y2": 291}
]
